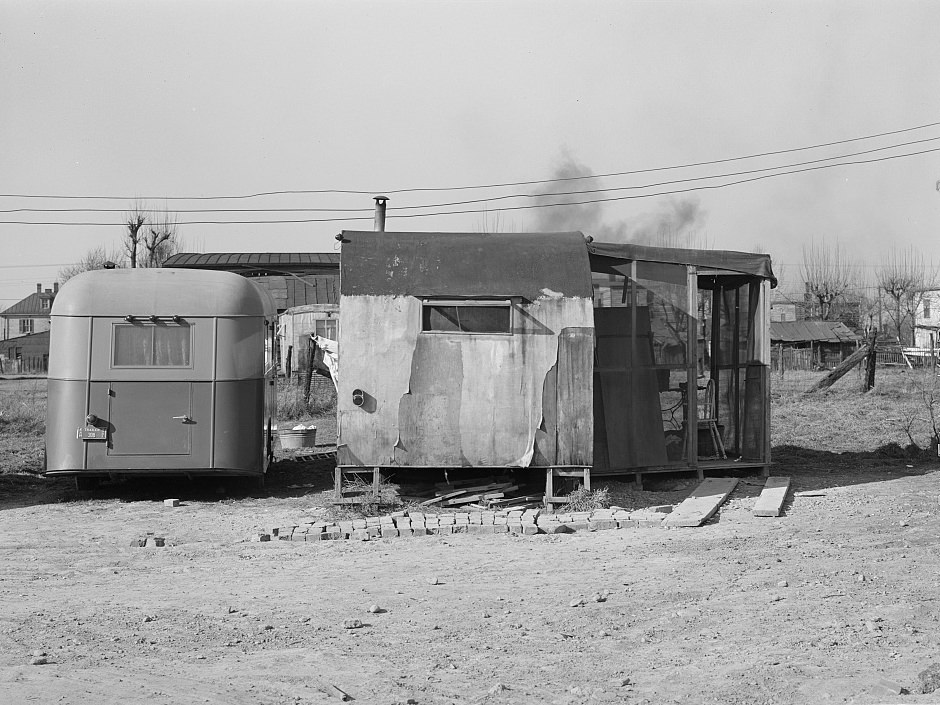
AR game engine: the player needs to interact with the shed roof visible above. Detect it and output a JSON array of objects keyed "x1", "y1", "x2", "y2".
[
  {"x1": 770, "y1": 320, "x2": 861, "y2": 343},
  {"x1": 163, "y1": 252, "x2": 339, "y2": 271},
  {"x1": 52, "y1": 269, "x2": 277, "y2": 318},
  {"x1": 339, "y1": 231, "x2": 594, "y2": 299},
  {"x1": 588, "y1": 242, "x2": 777, "y2": 287}
]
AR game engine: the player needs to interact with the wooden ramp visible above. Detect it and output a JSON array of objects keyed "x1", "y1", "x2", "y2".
[
  {"x1": 752, "y1": 476, "x2": 791, "y2": 517},
  {"x1": 662, "y1": 478, "x2": 738, "y2": 528}
]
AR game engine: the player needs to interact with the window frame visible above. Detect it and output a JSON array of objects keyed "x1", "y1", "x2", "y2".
[
  {"x1": 419, "y1": 298, "x2": 515, "y2": 336},
  {"x1": 111, "y1": 321, "x2": 194, "y2": 369},
  {"x1": 19, "y1": 318, "x2": 34, "y2": 334}
]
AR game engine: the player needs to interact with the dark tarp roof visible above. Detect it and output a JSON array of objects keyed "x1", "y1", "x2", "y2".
[
  {"x1": 770, "y1": 320, "x2": 861, "y2": 343},
  {"x1": 339, "y1": 231, "x2": 594, "y2": 299},
  {"x1": 164, "y1": 252, "x2": 339, "y2": 270},
  {"x1": 588, "y1": 242, "x2": 777, "y2": 287}
]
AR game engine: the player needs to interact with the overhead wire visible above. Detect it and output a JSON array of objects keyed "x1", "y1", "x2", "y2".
[
  {"x1": 3, "y1": 132, "x2": 939, "y2": 217},
  {"x1": 0, "y1": 119, "x2": 938, "y2": 202},
  {"x1": 1, "y1": 143, "x2": 938, "y2": 226}
]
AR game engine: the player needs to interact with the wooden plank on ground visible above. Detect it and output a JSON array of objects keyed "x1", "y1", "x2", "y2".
[
  {"x1": 662, "y1": 478, "x2": 739, "y2": 527},
  {"x1": 752, "y1": 476, "x2": 791, "y2": 517}
]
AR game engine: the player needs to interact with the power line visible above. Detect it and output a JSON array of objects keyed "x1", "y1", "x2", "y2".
[
  {"x1": 4, "y1": 133, "x2": 939, "y2": 217},
  {"x1": 0, "y1": 119, "x2": 938, "y2": 202},
  {"x1": 4, "y1": 144, "x2": 937, "y2": 226}
]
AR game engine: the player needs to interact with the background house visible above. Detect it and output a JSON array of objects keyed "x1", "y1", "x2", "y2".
[
  {"x1": 913, "y1": 289, "x2": 940, "y2": 349},
  {"x1": 770, "y1": 320, "x2": 861, "y2": 371},
  {"x1": 0, "y1": 283, "x2": 58, "y2": 374},
  {"x1": 1, "y1": 283, "x2": 58, "y2": 340}
]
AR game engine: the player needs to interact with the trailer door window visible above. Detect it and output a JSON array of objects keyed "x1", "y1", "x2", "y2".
[
  {"x1": 421, "y1": 300, "x2": 512, "y2": 334},
  {"x1": 113, "y1": 323, "x2": 192, "y2": 367}
]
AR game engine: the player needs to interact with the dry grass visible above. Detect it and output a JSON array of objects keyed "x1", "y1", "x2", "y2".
[
  {"x1": 0, "y1": 378, "x2": 46, "y2": 436},
  {"x1": 560, "y1": 486, "x2": 611, "y2": 512},
  {"x1": 277, "y1": 379, "x2": 336, "y2": 422},
  {"x1": 771, "y1": 365, "x2": 938, "y2": 454}
]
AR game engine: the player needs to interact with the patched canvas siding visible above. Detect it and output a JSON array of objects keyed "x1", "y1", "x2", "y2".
[{"x1": 336, "y1": 231, "x2": 594, "y2": 469}]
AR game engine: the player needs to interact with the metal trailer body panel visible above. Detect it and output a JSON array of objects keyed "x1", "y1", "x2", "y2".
[{"x1": 45, "y1": 268, "x2": 276, "y2": 478}]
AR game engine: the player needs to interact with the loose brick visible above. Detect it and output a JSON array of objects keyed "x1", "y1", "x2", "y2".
[
  {"x1": 338, "y1": 521, "x2": 355, "y2": 535},
  {"x1": 439, "y1": 515, "x2": 455, "y2": 526},
  {"x1": 365, "y1": 517, "x2": 382, "y2": 527},
  {"x1": 412, "y1": 527, "x2": 430, "y2": 537},
  {"x1": 492, "y1": 524, "x2": 509, "y2": 534},
  {"x1": 469, "y1": 513, "x2": 483, "y2": 525},
  {"x1": 394, "y1": 517, "x2": 412, "y2": 529},
  {"x1": 379, "y1": 516, "x2": 395, "y2": 526},
  {"x1": 451, "y1": 525, "x2": 468, "y2": 534},
  {"x1": 468, "y1": 524, "x2": 492, "y2": 535},
  {"x1": 507, "y1": 523, "x2": 523, "y2": 534},
  {"x1": 566, "y1": 522, "x2": 590, "y2": 532},
  {"x1": 366, "y1": 526, "x2": 382, "y2": 539},
  {"x1": 291, "y1": 531, "x2": 308, "y2": 541},
  {"x1": 352, "y1": 519, "x2": 368, "y2": 530},
  {"x1": 397, "y1": 529, "x2": 414, "y2": 538},
  {"x1": 251, "y1": 534, "x2": 271, "y2": 543},
  {"x1": 616, "y1": 519, "x2": 637, "y2": 529},
  {"x1": 305, "y1": 532, "x2": 324, "y2": 542},
  {"x1": 322, "y1": 530, "x2": 342, "y2": 541},
  {"x1": 494, "y1": 516, "x2": 508, "y2": 525},
  {"x1": 431, "y1": 525, "x2": 453, "y2": 535},
  {"x1": 163, "y1": 498, "x2": 180, "y2": 507},
  {"x1": 588, "y1": 520, "x2": 617, "y2": 531},
  {"x1": 521, "y1": 524, "x2": 539, "y2": 535},
  {"x1": 638, "y1": 518, "x2": 664, "y2": 528},
  {"x1": 408, "y1": 512, "x2": 425, "y2": 522},
  {"x1": 351, "y1": 529, "x2": 370, "y2": 541},
  {"x1": 381, "y1": 527, "x2": 400, "y2": 539}
]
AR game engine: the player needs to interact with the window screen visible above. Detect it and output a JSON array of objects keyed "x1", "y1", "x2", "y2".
[
  {"x1": 421, "y1": 301, "x2": 512, "y2": 334},
  {"x1": 113, "y1": 324, "x2": 192, "y2": 367}
]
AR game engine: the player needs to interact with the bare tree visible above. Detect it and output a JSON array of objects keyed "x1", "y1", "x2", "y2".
[
  {"x1": 800, "y1": 241, "x2": 856, "y2": 320},
  {"x1": 124, "y1": 200, "x2": 147, "y2": 268},
  {"x1": 140, "y1": 206, "x2": 181, "y2": 267},
  {"x1": 58, "y1": 245, "x2": 124, "y2": 282},
  {"x1": 877, "y1": 247, "x2": 940, "y2": 345}
]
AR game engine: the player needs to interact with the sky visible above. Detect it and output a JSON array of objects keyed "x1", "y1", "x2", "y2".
[{"x1": 1, "y1": 0, "x2": 939, "y2": 306}]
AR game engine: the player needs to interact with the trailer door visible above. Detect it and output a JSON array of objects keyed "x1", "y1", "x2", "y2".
[{"x1": 108, "y1": 381, "x2": 194, "y2": 456}]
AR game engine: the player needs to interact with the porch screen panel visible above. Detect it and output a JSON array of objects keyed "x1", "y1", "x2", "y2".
[{"x1": 593, "y1": 262, "x2": 696, "y2": 470}]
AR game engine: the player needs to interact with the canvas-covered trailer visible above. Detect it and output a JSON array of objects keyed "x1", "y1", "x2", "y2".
[
  {"x1": 45, "y1": 269, "x2": 278, "y2": 487},
  {"x1": 336, "y1": 231, "x2": 776, "y2": 495}
]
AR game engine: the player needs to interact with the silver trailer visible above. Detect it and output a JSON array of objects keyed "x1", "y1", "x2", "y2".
[{"x1": 45, "y1": 268, "x2": 277, "y2": 487}]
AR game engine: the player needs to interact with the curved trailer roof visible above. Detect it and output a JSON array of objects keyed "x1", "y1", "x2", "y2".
[{"x1": 52, "y1": 268, "x2": 277, "y2": 317}]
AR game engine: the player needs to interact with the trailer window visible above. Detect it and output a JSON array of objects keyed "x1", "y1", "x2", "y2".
[
  {"x1": 113, "y1": 324, "x2": 192, "y2": 367},
  {"x1": 421, "y1": 300, "x2": 512, "y2": 334}
]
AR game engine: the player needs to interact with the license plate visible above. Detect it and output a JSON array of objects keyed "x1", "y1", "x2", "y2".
[{"x1": 77, "y1": 426, "x2": 108, "y2": 441}]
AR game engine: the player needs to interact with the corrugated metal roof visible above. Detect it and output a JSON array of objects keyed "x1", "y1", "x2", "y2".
[
  {"x1": 339, "y1": 231, "x2": 594, "y2": 299},
  {"x1": 163, "y1": 252, "x2": 340, "y2": 269},
  {"x1": 770, "y1": 320, "x2": 861, "y2": 343}
]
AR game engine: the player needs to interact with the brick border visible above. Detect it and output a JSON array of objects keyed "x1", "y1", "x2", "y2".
[{"x1": 250, "y1": 507, "x2": 672, "y2": 543}]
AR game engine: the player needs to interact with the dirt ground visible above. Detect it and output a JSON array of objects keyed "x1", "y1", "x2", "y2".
[{"x1": 2, "y1": 452, "x2": 940, "y2": 704}]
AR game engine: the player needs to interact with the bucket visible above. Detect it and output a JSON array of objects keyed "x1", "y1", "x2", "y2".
[{"x1": 278, "y1": 427, "x2": 317, "y2": 449}]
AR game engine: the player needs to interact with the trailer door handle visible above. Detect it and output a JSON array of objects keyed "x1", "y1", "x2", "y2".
[{"x1": 172, "y1": 415, "x2": 193, "y2": 424}]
